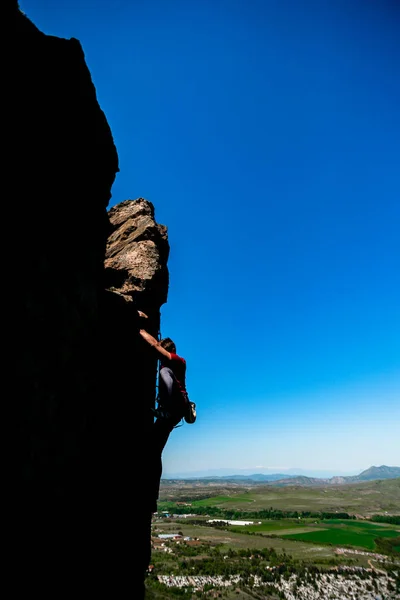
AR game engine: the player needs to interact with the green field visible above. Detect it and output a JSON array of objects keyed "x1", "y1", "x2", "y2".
[
  {"x1": 277, "y1": 519, "x2": 399, "y2": 551},
  {"x1": 226, "y1": 518, "x2": 400, "y2": 551},
  {"x1": 194, "y1": 494, "x2": 254, "y2": 506}
]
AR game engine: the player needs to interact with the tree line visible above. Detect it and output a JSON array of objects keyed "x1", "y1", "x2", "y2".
[
  {"x1": 166, "y1": 503, "x2": 354, "y2": 520},
  {"x1": 370, "y1": 514, "x2": 400, "y2": 525}
]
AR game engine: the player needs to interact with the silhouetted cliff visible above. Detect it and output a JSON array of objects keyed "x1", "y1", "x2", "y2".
[{"x1": 11, "y1": 3, "x2": 165, "y2": 597}]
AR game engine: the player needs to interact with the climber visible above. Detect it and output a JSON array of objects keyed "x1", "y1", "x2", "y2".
[
  {"x1": 137, "y1": 311, "x2": 188, "y2": 509},
  {"x1": 137, "y1": 311, "x2": 188, "y2": 424}
]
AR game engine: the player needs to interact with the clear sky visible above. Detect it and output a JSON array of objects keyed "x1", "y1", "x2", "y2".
[{"x1": 21, "y1": 0, "x2": 399, "y2": 477}]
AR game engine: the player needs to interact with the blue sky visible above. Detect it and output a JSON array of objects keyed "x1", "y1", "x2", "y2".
[{"x1": 22, "y1": 0, "x2": 399, "y2": 476}]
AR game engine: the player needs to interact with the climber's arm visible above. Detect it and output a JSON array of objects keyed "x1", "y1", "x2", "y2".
[
  {"x1": 137, "y1": 310, "x2": 172, "y2": 360},
  {"x1": 139, "y1": 328, "x2": 172, "y2": 361}
]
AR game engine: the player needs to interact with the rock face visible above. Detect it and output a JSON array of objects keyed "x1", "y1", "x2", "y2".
[
  {"x1": 99, "y1": 199, "x2": 170, "y2": 596},
  {"x1": 11, "y1": 4, "x2": 165, "y2": 598}
]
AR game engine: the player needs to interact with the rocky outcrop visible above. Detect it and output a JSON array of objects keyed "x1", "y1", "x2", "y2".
[
  {"x1": 105, "y1": 198, "x2": 169, "y2": 308},
  {"x1": 11, "y1": 4, "x2": 165, "y2": 598}
]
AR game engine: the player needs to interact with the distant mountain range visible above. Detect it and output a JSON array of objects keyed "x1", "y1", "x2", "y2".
[
  {"x1": 163, "y1": 465, "x2": 400, "y2": 486},
  {"x1": 164, "y1": 467, "x2": 357, "y2": 479}
]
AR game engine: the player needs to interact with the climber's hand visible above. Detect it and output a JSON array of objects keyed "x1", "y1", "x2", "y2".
[{"x1": 137, "y1": 310, "x2": 148, "y2": 319}]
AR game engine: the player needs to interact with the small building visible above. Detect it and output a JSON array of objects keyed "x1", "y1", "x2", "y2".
[{"x1": 207, "y1": 519, "x2": 254, "y2": 526}]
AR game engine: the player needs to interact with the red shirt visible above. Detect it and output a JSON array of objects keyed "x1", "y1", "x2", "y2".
[{"x1": 161, "y1": 353, "x2": 187, "y2": 394}]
